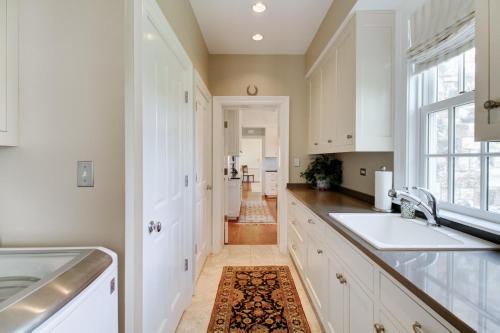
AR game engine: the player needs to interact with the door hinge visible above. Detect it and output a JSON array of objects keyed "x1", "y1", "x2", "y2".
[
  {"x1": 184, "y1": 91, "x2": 189, "y2": 103},
  {"x1": 184, "y1": 258, "x2": 189, "y2": 271},
  {"x1": 185, "y1": 175, "x2": 189, "y2": 187}
]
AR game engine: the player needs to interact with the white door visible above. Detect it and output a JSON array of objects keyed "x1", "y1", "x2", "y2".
[
  {"x1": 194, "y1": 79, "x2": 212, "y2": 280},
  {"x1": 142, "y1": 12, "x2": 191, "y2": 333}
]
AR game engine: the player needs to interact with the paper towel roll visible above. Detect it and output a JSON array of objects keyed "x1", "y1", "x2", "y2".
[{"x1": 374, "y1": 169, "x2": 393, "y2": 212}]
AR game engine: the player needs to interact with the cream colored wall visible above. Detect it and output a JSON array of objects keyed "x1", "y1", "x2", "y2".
[
  {"x1": 333, "y1": 152, "x2": 394, "y2": 195},
  {"x1": 209, "y1": 55, "x2": 308, "y2": 183},
  {"x1": 305, "y1": 0, "x2": 357, "y2": 72},
  {"x1": 157, "y1": 0, "x2": 210, "y2": 85},
  {"x1": 0, "y1": 0, "x2": 125, "y2": 330}
]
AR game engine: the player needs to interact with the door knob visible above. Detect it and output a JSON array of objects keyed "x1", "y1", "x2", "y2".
[
  {"x1": 484, "y1": 100, "x2": 500, "y2": 110},
  {"x1": 148, "y1": 221, "x2": 155, "y2": 234},
  {"x1": 374, "y1": 323, "x2": 386, "y2": 333}
]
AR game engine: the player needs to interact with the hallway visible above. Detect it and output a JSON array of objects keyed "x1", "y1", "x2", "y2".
[
  {"x1": 228, "y1": 183, "x2": 278, "y2": 245},
  {"x1": 175, "y1": 245, "x2": 322, "y2": 333}
]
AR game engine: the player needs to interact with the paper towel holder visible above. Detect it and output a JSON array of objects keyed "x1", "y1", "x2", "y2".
[{"x1": 372, "y1": 166, "x2": 394, "y2": 213}]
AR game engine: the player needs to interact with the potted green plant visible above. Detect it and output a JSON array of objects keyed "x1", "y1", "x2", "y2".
[{"x1": 300, "y1": 155, "x2": 342, "y2": 190}]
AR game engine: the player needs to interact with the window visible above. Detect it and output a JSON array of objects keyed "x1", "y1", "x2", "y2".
[{"x1": 418, "y1": 48, "x2": 500, "y2": 221}]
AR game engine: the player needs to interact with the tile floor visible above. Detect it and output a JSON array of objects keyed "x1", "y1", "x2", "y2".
[{"x1": 176, "y1": 245, "x2": 323, "y2": 332}]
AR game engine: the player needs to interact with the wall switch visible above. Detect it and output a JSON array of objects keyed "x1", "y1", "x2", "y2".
[
  {"x1": 77, "y1": 161, "x2": 94, "y2": 187},
  {"x1": 293, "y1": 158, "x2": 300, "y2": 167},
  {"x1": 360, "y1": 168, "x2": 367, "y2": 176}
]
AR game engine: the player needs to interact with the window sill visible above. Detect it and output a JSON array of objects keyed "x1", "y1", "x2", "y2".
[{"x1": 439, "y1": 210, "x2": 500, "y2": 236}]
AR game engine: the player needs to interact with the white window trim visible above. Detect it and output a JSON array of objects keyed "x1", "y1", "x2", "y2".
[{"x1": 413, "y1": 85, "x2": 500, "y2": 227}]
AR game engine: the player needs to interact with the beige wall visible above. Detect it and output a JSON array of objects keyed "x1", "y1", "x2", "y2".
[
  {"x1": 0, "y1": 0, "x2": 125, "y2": 330},
  {"x1": 209, "y1": 55, "x2": 308, "y2": 183},
  {"x1": 157, "y1": 0, "x2": 209, "y2": 85},
  {"x1": 333, "y1": 152, "x2": 394, "y2": 196},
  {"x1": 305, "y1": 0, "x2": 357, "y2": 72}
]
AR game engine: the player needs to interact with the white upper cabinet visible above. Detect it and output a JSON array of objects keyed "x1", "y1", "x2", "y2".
[
  {"x1": 264, "y1": 126, "x2": 279, "y2": 157},
  {"x1": 307, "y1": 11, "x2": 394, "y2": 154},
  {"x1": 0, "y1": 0, "x2": 18, "y2": 146},
  {"x1": 475, "y1": 0, "x2": 500, "y2": 141},
  {"x1": 224, "y1": 109, "x2": 240, "y2": 156}
]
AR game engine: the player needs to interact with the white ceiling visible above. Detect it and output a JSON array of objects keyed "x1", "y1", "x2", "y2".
[{"x1": 189, "y1": 0, "x2": 334, "y2": 55}]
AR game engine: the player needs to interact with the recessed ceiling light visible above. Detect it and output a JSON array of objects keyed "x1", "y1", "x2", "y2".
[
  {"x1": 252, "y1": 2, "x2": 267, "y2": 13},
  {"x1": 252, "y1": 34, "x2": 264, "y2": 41}
]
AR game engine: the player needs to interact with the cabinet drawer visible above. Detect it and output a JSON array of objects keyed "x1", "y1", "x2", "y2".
[
  {"x1": 380, "y1": 273, "x2": 450, "y2": 333},
  {"x1": 288, "y1": 222, "x2": 307, "y2": 272},
  {"x1": 294, "y1": 206, "x2": 325, "y2": 241},
  {"x1": 324, "y1": 225, "x2": 374, "y2": 292}
]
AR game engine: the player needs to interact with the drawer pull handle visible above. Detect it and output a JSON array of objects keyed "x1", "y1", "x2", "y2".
[
  {"x1": 347, "y1": 134, "x2": 353, "y2": 139},
  {"x1": 317, "y1": 249, "x2": 323, "y2": 254},
  {"x1": 307, "y1": 219, "x2": 315, "y2": 224},
  {"x1": 412, "y1": 322, "x2": 424, "y2": 333},
  {"x1": 335, "y1": 273, "x2": 347, "y2": 284},
  {"x1": 374, "y1": 323, "x2": 386, "y2": 333}
]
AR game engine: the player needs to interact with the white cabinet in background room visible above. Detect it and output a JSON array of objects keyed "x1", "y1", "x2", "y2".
[
  {"x1": 287, "y1": 192, "x2": 458, "y2": 333},
  {"x1": 264, "y1": 127, "x2": 279, "y2": 157},
  {"x1": 475, "y1": 0, "x2": 500, "y2": 140},
  {"x1": 307, "y1": 11, "x2": 394, "y2": 154},
  {"x1": 226, "y1": 178, "x2": 241, "y2": 219},
  {"x1": 224, "y1": 109, "x2": 240, "y2": 156},
  {"x1": 264, "y1": 171, "x2": 277, "y2": 197},
  {"x1": 0, "y1": 0, "x2": 18, "y2": 146}
]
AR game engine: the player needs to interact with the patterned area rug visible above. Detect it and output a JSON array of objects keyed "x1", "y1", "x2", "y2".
[
  {"x1": 207, "y1": 266, "x2": 311, "y2": 333},
  {"x1": 238, "y1": 200, "x2": 275, "y2": 224}
]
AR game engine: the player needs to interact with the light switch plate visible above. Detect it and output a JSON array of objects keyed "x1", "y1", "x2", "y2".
[
  {"x1": 77, "y1": 161, "x2": 94, "y2": 187},
  {"x1": 293, "y1": 158, "x2": 300, "y2": 167}
]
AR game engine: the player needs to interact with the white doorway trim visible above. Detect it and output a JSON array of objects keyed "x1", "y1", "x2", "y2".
[{"x1": 212, "y1": 96, "x2": 290, "y2": 254}]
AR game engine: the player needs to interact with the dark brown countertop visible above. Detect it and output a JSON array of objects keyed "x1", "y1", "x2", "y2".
[{"x1": 287, "y1": 184, "x2": 500, "y2": 333}]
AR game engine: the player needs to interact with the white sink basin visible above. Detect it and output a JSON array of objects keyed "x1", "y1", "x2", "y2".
[{"x1": 329, "y1": 213, "x2": 497, "y2": 250}]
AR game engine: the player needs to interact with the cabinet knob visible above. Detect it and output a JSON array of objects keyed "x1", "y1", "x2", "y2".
[
  {"x1": 374, "y1": 323, "x2": 386, "y2": 333},
  {"x1": 291, "y1": 219, "x2": 296, "y2": 225},
  {"x1": 291, "y1": 202, "x2": 296, "y2": 206},
  {"x1": 327, "y1": 139, "x2": 332, "y2": 143},
  {"x1": 484, "y1": 100, "x2": 500, "y2": 110},
  {"x1": 346, "y1": 134, "x2": 353, "y2": 139},
  {"x1": 148, "y1": 221, "x2": 155, "y2": 234},
  {"x1": 314, "y1": 142, "x2": 319, "y2": 146},
  {"x1": 335, "y1": 273, "x2": 342, "y2": 280},
  {"x1": 317, "y1": 249, "x2": 323, "y2": 254},
  {"x1": 291, "y1": 243, "x2": 297, "y2": 250},
  {"x1": 307, "y1": 219, "x2": 315, "y2": 224},
  {"x1": 412, "y1": 322, "x2": 424, "y2": 333}
]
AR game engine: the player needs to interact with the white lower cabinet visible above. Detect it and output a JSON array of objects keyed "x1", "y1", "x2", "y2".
[{"x1": 287, "y1": 192, "x2": 459, "y2": 333}]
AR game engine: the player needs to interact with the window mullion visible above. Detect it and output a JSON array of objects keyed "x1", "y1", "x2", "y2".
[{"x1": 448, "y1": 106, "x2": 454, "y2": 204}]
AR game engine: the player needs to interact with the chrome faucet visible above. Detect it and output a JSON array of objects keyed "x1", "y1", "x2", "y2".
[{"x1": 388, "y1": 187, "x2": 440, "y2": 227}]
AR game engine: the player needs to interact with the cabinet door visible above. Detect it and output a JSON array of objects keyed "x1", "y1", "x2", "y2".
[
  {"x1": 321, "y1": 49, "x2": 338, "y2": 152},
  {"x1": 308, "y1": 70, "x2": 323, "y2": 153},
  {"x1": 376, "y1": 310, "x2": 404, "y2": 333},
  {"x1": 335, "y1": 18, "x2": 356, "y2": 149},
  {"x1": 345, "y1": 273, "x2": 374, "y2": 333},
  {"x1": 265, "y1": 127, "x2": 279, "y2": 157},
  {"x1": 305, "y1": 235, "x2": 329, "y2": 318},
  {"x1": 476, "y1": 0, "x2": 500, "y2": 140},
  {"x1": 0, "y1": 0, "x2": 18, "y2": 146},
  {"x1": 326, "y1": 253, "x2": 345, "y2": 333}
]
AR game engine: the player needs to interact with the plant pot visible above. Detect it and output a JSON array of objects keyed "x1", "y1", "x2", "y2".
[{"x1": 316, "y1": 179, "x2": 329, "y2": 191}]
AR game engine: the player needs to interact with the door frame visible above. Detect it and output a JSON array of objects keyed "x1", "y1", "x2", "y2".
[
  {"x1": 212, "y1": 96, "x2": 290, "y2": 254},
  {"x1": 193, "y1": 70, "x2": 212, "y2": 281},
  {"x1": 124, "y1": 0, "x2": 194, "y2": 331}
]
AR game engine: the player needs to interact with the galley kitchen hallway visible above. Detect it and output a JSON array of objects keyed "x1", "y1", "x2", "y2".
[{"x1": 228, "y1": 182, "x2": 278, "y2": 244}]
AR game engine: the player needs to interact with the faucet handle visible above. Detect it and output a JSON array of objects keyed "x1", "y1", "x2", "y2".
[{"x1": 412, "y1": 187, "x2": 436, "y2": 204}]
